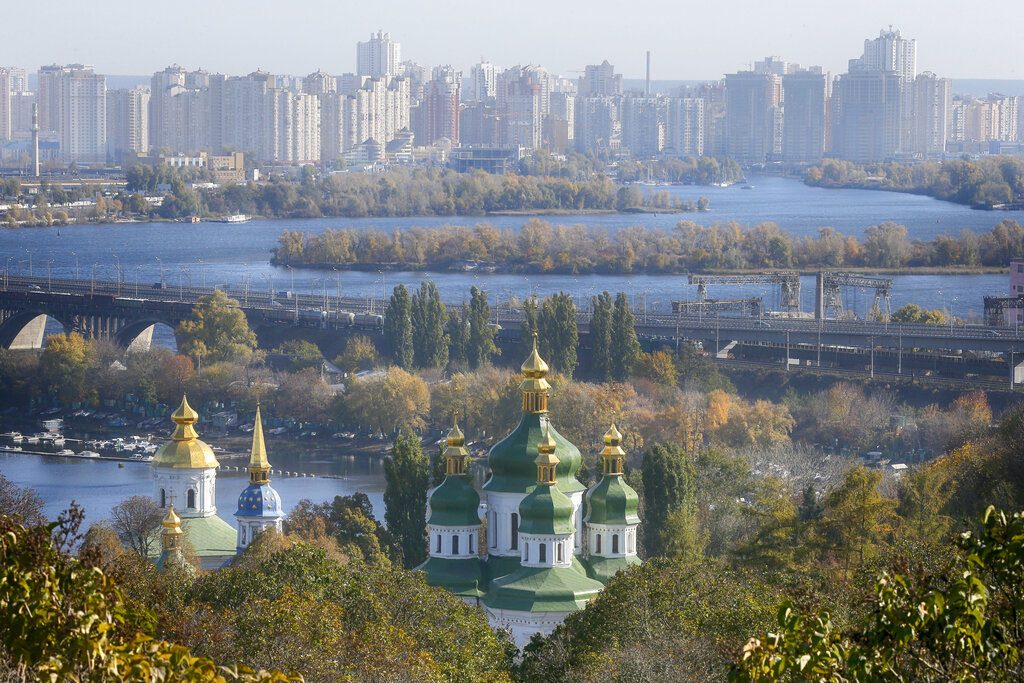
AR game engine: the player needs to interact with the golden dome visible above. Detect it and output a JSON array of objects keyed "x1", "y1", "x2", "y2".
[
  {"x1": 447, "y1": 418, "x2": 466, "y2": 447},
  {"x1": 521, "y1": 332, "x2": 549, "y2": 377},
  {"x1": 600, "y1": 423, "x2": 626, "y2": 475},
  {"x1": 152, "y1": 395, "x2": 220, "y2": 469},
  {"x1": 443, "y1": 418, "x2": 471, "y2": 476},
  {"x1": 604, "y1": 423, "x2": 623, "y2": 447},
  {"x1": 534, "y1": 424, "x2": 560, "y2": 484},
  {"x1": 162, "y1": 505, "x2": 183, "y2": 534}
]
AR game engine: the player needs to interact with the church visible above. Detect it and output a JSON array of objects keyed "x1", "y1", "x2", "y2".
[
  {"x1": 418, "y1": 337, "x2": 642, "y2": 646},
  {"x1": 150, "y1": 395, "x2": 284, "y2": 570}
]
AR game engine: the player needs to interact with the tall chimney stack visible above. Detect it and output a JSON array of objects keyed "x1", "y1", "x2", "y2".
[
  {"x1": 31, "y1": 103, "x2": 39, "y2": 178},
  {"x1": 645, "y1": 51, "x2": 651, "y2": 95}
]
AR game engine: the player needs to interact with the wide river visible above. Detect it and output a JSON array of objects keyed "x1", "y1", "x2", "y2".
[{"x1": 0, "y1": 175, "x2": 1016, "y2": 325}]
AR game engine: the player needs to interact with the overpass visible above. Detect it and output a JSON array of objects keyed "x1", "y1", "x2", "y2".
[{"x1": 2, "y1": 274, "x2": 1023, "y2": 387}]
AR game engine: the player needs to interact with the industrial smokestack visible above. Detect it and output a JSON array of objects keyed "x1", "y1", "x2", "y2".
[
  {"x1": 645, "y1": 51, "x2": 651, "y2": 95},
  {"x1": 31, "y1": 103, "x2": 39, "y2": 178}
]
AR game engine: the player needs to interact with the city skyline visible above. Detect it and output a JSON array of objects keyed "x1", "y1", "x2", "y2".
[{"x1": 7, "y1": 0, "x2": 1024, "y2": 80}]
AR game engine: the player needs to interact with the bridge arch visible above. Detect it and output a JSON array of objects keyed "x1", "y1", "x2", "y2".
[
  {"x1": 0, "y1": 309, "x2": 74, "y2": 350},
  {"x1": 114, "y1": 318, "x2": 181, "y2": 353}
]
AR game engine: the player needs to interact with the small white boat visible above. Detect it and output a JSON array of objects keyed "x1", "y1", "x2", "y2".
[
  {"x1": 1, "y1": 445, "x2": 23, "y2": 452},
  {"x1": 26, "y1": 436, "x2": 39, "y2": 444},
  {"x1": 218, "y1": 214, "x2": 250, "y2": 223},
  {"x1": 56, "y1": 449, "x2": 75, "y2": 456},
  {"x1": 78, "y1": 451, "x2": 100, "y2": 458},
  {"x1": 11, "y1": 434, "x2": 24, "y2": 443}
]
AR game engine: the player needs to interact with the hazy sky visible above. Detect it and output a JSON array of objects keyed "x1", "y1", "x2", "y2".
[{"x1": 7, "y1": 0, "x2": 1023, "y2": 80}]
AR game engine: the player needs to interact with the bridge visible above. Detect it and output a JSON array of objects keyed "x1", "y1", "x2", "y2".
[{"x1": 2, "y1": 275, "x2": 1023, "y2": 388}]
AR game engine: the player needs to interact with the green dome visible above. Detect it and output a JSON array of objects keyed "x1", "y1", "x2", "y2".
[
  {"x1": 428, "y1": 477, "x2": 481, "y2": 527},
  {"x1": 519, "y1": 483, "x2": 575, "y2": 536},
  {"x1": 583, "y1": 555, "x2": 642, "y2": 585},
  {"x1": 484, "y1": 560, "x2": 605, "y2": 612},
  {"x1": 485, "y1": 413, "x2": 584, "y2": 494},
  {"x1": 418, "y1": 556, "x2": 487, "y2": 598},
  {"x1": 585, "y1": 476, "x2": 640, "y2": 526}
]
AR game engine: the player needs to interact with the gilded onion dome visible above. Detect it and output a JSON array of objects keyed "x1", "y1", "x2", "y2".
[
  {"x1": 428, "y1": 419, "x2": 481, "y2": 527},
  {"x1": 485, "y1": 337, "x2": 584, "y2": 494},
  {"x1": 518, "y1": 426, "x2": 575, "y2": 536},
  {"x1": 152, "y1": 395, "x2": 220, "y2": 469},
  {"x1": 585, "y1": 424, "x2": 640, "y2": 526}
]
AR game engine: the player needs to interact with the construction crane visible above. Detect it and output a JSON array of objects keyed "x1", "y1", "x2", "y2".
[
  {"x1": 687, "y1": 272, "x2": 801, "y2": 312},
  {"x1": 983, "y1": 295, "x2": 1024, "y2": 326},
  {"x1": 815, "y1": 272, "x2": 893, "y2": 321},
  {"x1": 672, "y1": 297, "x2": 763, "y2": 317}
]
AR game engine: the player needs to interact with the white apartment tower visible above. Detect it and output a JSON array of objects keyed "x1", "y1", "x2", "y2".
[
  {"x1": 910, "y1": 73, "x2": 951, "y2": 156},
  {"x1": 357, "y1": 31, "x2": 401, "y2": 79},
  {"x1": 0, "y1": 68, "x2": 11, "y2": 141},
  {"x1": 850, "y1": 28, "x2": 917, "y2": 81},
  {"x1": 54, "y1": 65, "x2": 106, "y2": 163},
  {"x1": 468, "y1": 61, "x2": 497, "y2": 102},
  {"x1": 106, "y1": 87, "x2": 150, "y2": 160}
]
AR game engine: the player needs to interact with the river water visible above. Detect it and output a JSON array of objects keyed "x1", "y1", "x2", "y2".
[
  {"x1": 0, "y1": 449, "x2": 386, "y2": 527},
  {"x1": 0, "y1": 175, "x2": 1015, "y2": 327}
]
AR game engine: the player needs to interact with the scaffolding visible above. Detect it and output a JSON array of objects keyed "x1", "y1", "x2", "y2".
[
  {"x1": 672, "y1": 297, "x2": 763, "y2": 317},
  {"x1": 687, "y1": 272, "x2": 801, "y2": 312}
]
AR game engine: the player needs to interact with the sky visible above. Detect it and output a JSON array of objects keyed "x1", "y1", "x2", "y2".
[{"x1": 6, "y1": 0, "x2": 1023, "y2": 80}]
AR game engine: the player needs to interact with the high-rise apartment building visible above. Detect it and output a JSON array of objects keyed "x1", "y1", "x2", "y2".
[
  {"x1": 666, "y1": 97, "x2": 704, "y2": 157},
  {"x1": 578, "y1": 61, "x2": 622, "y2": 97},
  {"x1": 781, "y1": 69, "x2": 826, "y2": 162},
  {"x1": 467, "y1": 61, "x2": 497, "y2": 102},
  {"x1": 303, "y1": 70, "x2": 336, "y2": 95},
  {"x1": 850, "y1": 28, "x2": 917, "y2": 81},
  {"x1": 43, "y1": 64, "x2": 107, "y2": 162},
  {"x1": 415, "y1": 68, "x2": 460, "y2": 146},
  {"x1": 106, "y1": 86, "x2": 150, "y2": 160},
  {"x1": 620, "y1": 97, "x2": 664, "y2": 157},
  {"x1": 357, "y1": 31, "x2": 400, "y2": 78},
  {"x1": 546, "y1": 92, "x2": 575, "y2": 150},
  {"x1": 910, "y1": 73, "x2": 951, "y2": 156},
  {"x1": 832, "y1": 70, "x2": 902, "y2": 162},
  {"x1": 36, "y1": 64, "x2": 66, "y2": 135},
  {"x1": 0, "y1": 68, "x2": 12, "y2": 141},
  {"x1": 724, "y1": 71, "x2": 781, "y2": 162},
  {"x1": 574, "y1": 96, "x2": 620, "y2": 155}
]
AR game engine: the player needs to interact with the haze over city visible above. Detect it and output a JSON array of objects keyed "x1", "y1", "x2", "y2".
[{"x1": 6, "y1": 0, "x2": 1023, "y2": 79}]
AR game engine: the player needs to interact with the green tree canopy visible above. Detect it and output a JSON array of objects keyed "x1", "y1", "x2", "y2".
[
  {"x1": 383, "y1": 284, "x2": 413, "y2": 370},
  {"x1": 466, "y1": 286, "x2": 498, "y2": 369},
  {"x1": 177, "y1": 290, "x2": 258, "y2": 364},
  {"x1": 384, "y1": 431, "x2": 430, "y2": 568},
  {"x1": 539, "y1": 293, "x2": 578, "y2": 378}
]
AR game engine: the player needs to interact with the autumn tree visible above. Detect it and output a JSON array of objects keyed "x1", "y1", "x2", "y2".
[
  {"x1": 177, "y1": 289, "x2": 257, "y2": 364},
  {"x1": 821, "y1": 466, "x2": 896, "y2": 574},
  {"x1": 0, "y1": 474, "x2": 45, "y2": 526},
  {"x1": 275, "y1": 367, "x2": 335, "y2": 423},
  {"x1": 384, "y1": 431, "x2": 429, "y2": 567},
  {"x1": 611, "y1": 292, "x2": 640, "y2": 381},
  {"x1": 383, "y1": 284, "x2": 413, "y2": 369},
  {"x1": 110, "y1": 495, "x2": 164, "y2": 558},
  {"x1": 333, "y1": 334, "x2": 379, "y2": 374},
  {"x1": 39, "y1": 332, "x2": 97, "y2": 404},
  {"x1": 344, "y1": 367, "x2": 430, "y2": 433},
  {"x1": 633, "y1": 350, "x2": 678, "y2": 387}
]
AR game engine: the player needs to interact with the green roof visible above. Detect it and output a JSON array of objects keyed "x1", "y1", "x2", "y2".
[
  {"x1": 583, "y1": 554, "x2": 641, "y2": 585},
  {"x1": 519, "y1": 483, "x2": 575, "y2": 535},
  {"x1": 585, "y1": 475, "x2": 640, "y2": 526},
  {"x1": 485, "y1": 413, "x2": 584, "y2": 494},
  {"x1": 417, "y1": 556, "x2": 487, "y2": 598},
  {"x1": 484, "y1": 560, "x2": 605, "y2": 612},
  {"x1": 485, "y1": 553, "x2": 524, "y2": 585},
  {"x1": 148, "y1": 515, "x2": 237, "y2": 560},
  {"x1": 428, "y1": 477, "x2": 481, "y2": 527}
]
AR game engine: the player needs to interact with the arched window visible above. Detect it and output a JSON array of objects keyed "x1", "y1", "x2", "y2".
[
  {"x1": 595, "y1": 533, "x2": 602, "y2": 554},
  {"x1": 187, "y1": 489, "x2": 196, "y2": 509},
  {"x1": 469, "y1": 534, "x2": 475, "y2": 554},
  {"x1": 612, "y1": 533, "x2": 620, "y2": 554},
  {"x1": 525, "y1": 542, "x2": 530, "y2": 562},
  {"x1": 511, "y1": 513, "x2": 519, "y2": 550},
  {"x1": 159, "y1": 488, "x2": 166, "y2": 508},
  {"x1": 557, "y1": 542, "x2": 564, "y2": 563},
  {"x1": 490, "y1": 512, "x2": 497, "y2": 547},
  {"x1": 628, "y1": 531, "x2": 635, "y2": 554},
  {"x1": 452, "y1": 535, "x2": 460, "y2": 555},
  {"x1": 241, "y1": 526, "x2": 246, "y2": 545},
  {"x1": 436, "y1": 534, "x2": 442, "y2": 554},
  {"x1": 539, "y1": 542, "x2": 547, "y2": 563}
]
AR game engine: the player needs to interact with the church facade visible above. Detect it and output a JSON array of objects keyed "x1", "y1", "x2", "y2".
[{"x1": 419, "y1": 338, "x2": 642, "y2": 646}]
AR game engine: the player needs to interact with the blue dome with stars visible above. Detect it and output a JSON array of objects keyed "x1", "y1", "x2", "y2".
[{"x1": 235, "y1": 482, "x2": 283, "y2": 519}]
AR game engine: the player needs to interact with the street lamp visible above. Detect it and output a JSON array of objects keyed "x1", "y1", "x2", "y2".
[
  {"x1": 24, "y1": 249, "x2": 32, "y2": 277},
  {"x1": 70, "y1": 251, "x2": 79, "y2": 279},
  {"x1": 135, "y1": 266, "x2": 142, "y2": 297},
  {"x1": 112, "y1": 253, "x2": 121, "y2": 296},
  {"x1": 91, "y1": 263, "x2": 98, "y2": 296},
  {"x1": 4, "y1": 256, "x2": 12, "y2": 290},
  {"x1": 155, "y1": 256, "x2": 165, "y2": 288}
]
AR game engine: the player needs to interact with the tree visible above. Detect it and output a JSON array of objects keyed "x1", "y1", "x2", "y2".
[
  {"x1": 275, "y1": 368, "x2": 334, "y2": 423},
  {"x1": 466, "y1": 286, "x2": 499, "y2": 369},
  {"x1": 445, "y1": 305, "x2": 468, "y2": 367},
  {"x1": 334, "y1": 334, "x2": 379, "y2": 374},
  {"x1": 641, "y1": 442, "x2": 697, "y2": 557},
  {"x1": 731, "y1": 507, "x2": 1024, "y2": 683},
  {"x1": 383, "y1": 284, "x2": 413, "y2": 369},
  {"x1": 821, "y1": 466, "x2": 896, "y2": 574},
  {"x1": 634, "y1": 350, "x2": 678, "y2": 387},
  {"x1": 0, "y1": 510, "x2": 298, "y2": 682},
  {"x1": 891, "y1": 303, "x2": 948, "y2": 325},
  {"x1": 344, "y1": 367, "x2": 431, "y2": 433},
  {"x1": 589, "y1": 291, "x2": 614, "y2": 381},
  {"x1": 411, "y1": 281, "x2": 448, "y2": 368},
  {"x1": 520, "y1": 297, "x2": 540, "y2": 360},
  {"x1": 539, "y1": 293, "x2": 578, "y2": 378},
  {"x1": 39, "y1": 332, "x2": 96, "y2": 405},
  {"x1": 384, "y1": 431, "x2": 429, "y2": 567},
  {"x1": 110, "y1": 495, "x2": 164, "y2": 558},
  {"x1": 274, "y1": 339, "x2": 323, "y2": 371},
  {"x1": 177, "y1": 290, "x2": 257, "y2": 364},
  {"x1": 611, "y1": 292, "x2": 641, "y2": 381},
  {"x1": 0, "y1": 474, "x2": 45, "y2": 526}
]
